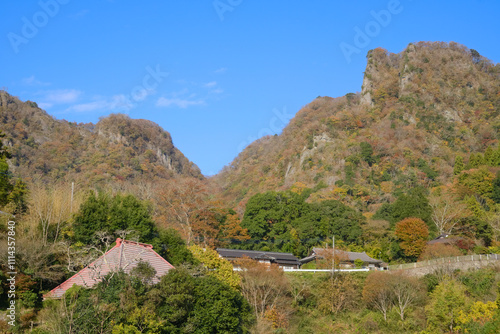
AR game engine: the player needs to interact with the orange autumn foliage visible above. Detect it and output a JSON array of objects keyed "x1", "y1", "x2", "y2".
[{"x1": 395, "y1": 218, "x2": 429, "y2": 258}]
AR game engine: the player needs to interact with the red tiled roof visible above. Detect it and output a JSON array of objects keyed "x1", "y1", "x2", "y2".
[{"x1": 44, "y1": 238, "x2": 174, "y2": 299}]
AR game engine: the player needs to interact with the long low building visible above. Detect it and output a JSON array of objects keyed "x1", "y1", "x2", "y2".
[
  {"x1": 300, "y1": 248, "x2": 386, "y2": 269},
  {"x1": 216, "y1": 248, "x2": 301, "y2": 269}
]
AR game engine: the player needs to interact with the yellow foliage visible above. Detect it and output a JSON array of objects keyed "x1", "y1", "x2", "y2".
[
  {"x1": 363, "y1": 212, "x2": 374, "y2": 220},
  {"x1": 290, "y1": 182, "x2": 308, "y2": 195},
  {"x1": 457, "y1": 301, "x2": 497, "y2": 329},
  {"x1": 188, "y1": 245, "x2": 241, "y2": 290},
  {"x1": 380, "y1": 181, "x2": 393, "y2": 193}
]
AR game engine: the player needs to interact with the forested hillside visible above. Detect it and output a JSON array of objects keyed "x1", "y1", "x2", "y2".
[
  {"x1": 212, "y1": 42, "x2": 500, "y2": 214},
  {"x1": 1, "y1": 41, "x2": 500, "y2": 333},
  {"x1": 0, "y1": 91, "x2": 202, "y2": 186}
]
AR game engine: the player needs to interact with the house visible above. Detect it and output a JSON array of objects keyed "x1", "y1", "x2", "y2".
[
  {"x1": 427, "y1": 233, "x2": 456, "y2": 245},
  {"x1": 216, "y1": 248, "x2": 301, "y2": 269},
  {"x1": 44, "y1": 238, "x2": 174, "y2": 299},
  {"x1": 300, "y1": 248, "x2": 385, "y2": 269}
]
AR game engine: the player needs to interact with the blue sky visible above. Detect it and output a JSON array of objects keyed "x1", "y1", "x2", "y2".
[{"x1": 1, "y1": 1, "x2": 499, "y2": 176}]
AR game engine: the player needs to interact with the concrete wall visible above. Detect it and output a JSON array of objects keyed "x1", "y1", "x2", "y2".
[{"x1": 391, "y1": 258, "x2": 500, "y2": 277}]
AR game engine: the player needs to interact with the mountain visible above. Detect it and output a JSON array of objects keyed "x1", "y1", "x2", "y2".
[
  {"x1": 0, "y1": 90, "x2": 202, "y2": 185},
  {"x1": 212, "y1": 41, "x2": 500, "y2": 212}
]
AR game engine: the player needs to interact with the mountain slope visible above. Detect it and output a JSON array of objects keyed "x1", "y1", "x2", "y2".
[
  {"x1": 0, "y1": 91, "x2": 202, "y2": 185},
  {"x1": 212, "y1": 42, "x2": 500, "y2": 212}
]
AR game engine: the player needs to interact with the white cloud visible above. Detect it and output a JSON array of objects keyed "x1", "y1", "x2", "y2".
[
  {"x1": 204, "y1": 81, "x2": 217, "y2": 88},
  {"x1": 43, "y1": 89, "x2": 82, "y2": 104},
  {"x1": 156, "y1": 97, "x2": 205, "y2": 108},
  {"x1": 214, "y1": 67, "x2": 227, "y2": 74},
  {"x1": 211, "y1": 88, "x2": 224, "y2": 94},
  {"x1": 21, "y1": 76, "x2": 50, "y2": 86},
  {"x1": 38, "y1": 102, "x2": 53, "y2": 109},
  {"x1": 67, "y1": 100, "x2": 110, "y2": 113},
  {"x1": 66, "y1": 94, "x2": 135, "y2": 113}
]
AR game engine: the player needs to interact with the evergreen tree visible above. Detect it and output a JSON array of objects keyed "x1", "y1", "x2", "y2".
[
  {"x1": 492, "y1": 172, "x2": 500, "y2": 204},
  {"x1": 484, "y1": 146, "x2": 494, "y2": 166},
  {"x1": 0, "y1": 158, "x2": 13, "y2": 207},
  {"x1": 454, "y1": 155, "x2": 465, "y2": 175},
  {"x1": 73, "y1": 192, "x2": 157, "y2": 244},
  {"x1": 0, "y1": 131, "x2": 27, "y2": 212},
  {"x1": 375, "y1": 187, "x2": 433, "y2": 228},
  {"x1": 360, "y1": 142, "x2": 375, "y2": 166},
  {"x1": 492, "y1": 146, "x2": 500, "y2": 167}
]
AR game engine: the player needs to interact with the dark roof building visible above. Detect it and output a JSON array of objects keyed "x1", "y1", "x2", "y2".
[
  {"x1": 44, "y1": 238, "x2": 175, "y2": 299},
  {"x1": 300, "y1": 248, "x2": 384, "y2": 268},
  {"x1": 427, "y1": 234, "x2": 461, "y2": 245},
  {"x1": 216, "y1": 248, "x2": 301, "y2": 269}
]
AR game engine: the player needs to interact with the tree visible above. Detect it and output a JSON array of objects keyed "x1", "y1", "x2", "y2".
[
  {"x1": 7, "y1": 179, "x2": 28, "y2": 214},
  {"x1": 360, "y1": 142, "x2": 375, "y2": 166},
  {"x1": 419, "y1": 243, "x2": 462, "y2": 261},
  {"x1": 156, "y1": 228, "x2": 196, "y2": 266},
  {"x1": 390, "y1": 272, "x2": 425, "y2": 321},
  {"x1": 429, "y1": 189, "x2": 469, "y2": 234},
  {"x1": 457, "y1": 301, "x2": 498, "y2": 332},
  {"x1": 236, "y1": 257, "x2": 289, "y2": 320},
  {"x1": 156, "y1": 178, "x2": 210, "y2": 245},
  {"x1": 457, "y1": 166, "x2": 494, "y2": 199},
  {"x1": 303, "y1": 200, "x2": 365, "y2": 245},
  {"x1": 425, "y1": 278, "x2": 469, "y2": 333},
  {"x1": 0, "y1": 131, "x2": 27, "y2": 213},
  {"x1": 188, "y1": 275, "x2": 253, "y2": 334},
  {"x1": 242, "y1": 190, "x2": 365, "y2": 256},
  {"x1": 154, "y1": 268, "x2": 196, "y2": 330},
  {"x1": 470, "y1": 48, "x2": 481, "y2": 64},
  {"x1": 130, "y1": 260, "x2": 157, "y2": 285},
  {"x1": 375, "y1": 187, "x2": 432, "y2": 227},
  {"x1": 218, "y1": 212, "x2": 250, "y2": 246},
  {"x1": 27, "y1": 181, "x2": 80, "y2": 246},
  {"x1": 154, "y1": 268, "x2": 253, "y2": 333},
  {"x1": 363, "y1": 271, "x2": 394, "y2": 321},
  {"x1": 395, "y1": 218, "x2": 429, "y2": 259},
  {"x1": 486, "y1": 204, "x2": 500, "y2": 242},
  {"x1": 317, "y1": 273, "x2": 358, "y2": 315},
  {"x1": 242, "y1": 191, "x2": 307, "y2": 241},
  {"x1": 73, "y1": 192, "x2": 156, "y2": 245},
  {"x1": 188, "y1": 245, "x2": 241, "y2": 290},
  {"x1": 193, "y1": 202, "x2": 249, "y2": 248},
  {"x1": 453, "y1": 155, "x2": 465, "y2": 175},
  {"x1": 492, "y1": 172, "x2": 500, "y2": 203}
]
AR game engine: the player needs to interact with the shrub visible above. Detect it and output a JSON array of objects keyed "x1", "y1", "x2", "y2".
[{"x1": 419, "y1": 243, "x2": 462, "y2": 261}]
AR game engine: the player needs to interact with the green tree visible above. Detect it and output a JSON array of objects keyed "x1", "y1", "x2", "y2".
[
  {"x1": 492, "y1": 172, "x2": 500, "y2": 203},
  {"x1": 73, "y1": 192, "x2": 157, "y2": 244},
  {"x1": 156, "y1": 228, "x2": 197, "y2": 266},
  {"x1": 457, "y1": 166, "x2": 494, "y2": 199},
  {"x1": 360, "y1": 142, "x2": 375, "y2": 166},
  {"x1": 188, "y1": 275, "x2": 253, "y2": 333},
  {"x1": 189, "y1": 245, "x2": 240, "y2": 290},
  {"x1": 299, "y1": 200, "x2": 364, "y2": 245},
  {"x1": 154, "y1": 268, "x2": 196, "y2": 331},
  {"x1": 0, "y1": 157, "x2": 13, "y2": 207},
  {"x1": 454, "y1": 155, "x2": 465, "y2": 175},
  {"x1": 425, "y1": 278, "x2": 469, "y2": 333},
  {"x1": 242, "y1": 191, "x2": 364, "y2": 256},
  {"x1": 242, "y1": 191, "x2": 308, "y2": 241},
  {"x1": 154, "y1": 268, "x2": 252, "y2": 333},
  {"x1": 374, "y1": 187, "x2": 432, "y2": 228},
  {"x1": 484, "y1": 146, "x2": 494, "y2": 166}
]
